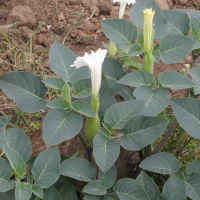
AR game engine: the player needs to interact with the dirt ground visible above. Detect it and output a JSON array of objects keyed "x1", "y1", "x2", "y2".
[{"x1": 0, "y1": 0, "x2": 199, "y2": 182}]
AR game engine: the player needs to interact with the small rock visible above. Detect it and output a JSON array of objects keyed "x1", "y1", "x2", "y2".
[
  {"x1": 80, "y1": 19, "x2": 94, "y2": 32},
  {"x1": 36, "y1": 34, "x2": 49, "y2": 47},
  {"x1": 113, "y1": 6, "x2": 119, "y2": 11},
  {"x1": 24, "y1": 64, "x2": 32, "y2": 71},
  {"x1": 81, "y1": 0, "x2": 93, "y2": 9},
  {"x1": 184, "y1": 55, "x2": 192, "y2": 63},
  {"x1": 41, "y1": 59, "x2": 50, "y2": 68},
  {"x1": 58, "y1": 12, "x2": 65, "y2": 21},
  {"x1": 89, "y1": 5, "x2": 99, "y2": 17},
  {"x1": 180, "y1": 0, "x2": 187, "y2": 5},
  {"x1": 6, "y1": 6, "x2": 36, "y2": 27},
  {"x1": 69, "y1": 0, "x2": 76, "y2": 4},
  {"x1": 20, "y1": 26, "x2": 35, "y2": 41},
  {"x1": 179, "y1": 60, "x2": 186, "y2": 64},
  {"x1": 33, "y1": 45, "x2": 44, "y2": 53},
  {"x1": 155, "y1": 0, "x2": 170, "y2": 10},
  {"x1": 40, "y1": 27, "x2": 47, "y2": 33},
  {"x1": 0, "y1": 53, "x2": 7, "y2": 60},
  {"x1": 98, "y1": 0, "x2": 112, "y2": 15}
]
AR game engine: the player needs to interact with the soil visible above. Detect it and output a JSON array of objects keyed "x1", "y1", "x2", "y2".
[{"x1": 0, "y1": 0, "x2": 199, "y2": 196}]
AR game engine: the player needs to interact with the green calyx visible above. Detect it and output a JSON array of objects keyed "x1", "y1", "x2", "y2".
[
  {"x1": 62, "y1": 82, "x2": 71, "y2": 105},
  {"x1": 108, "y1": 41, "x2": 117, "y2": 57}
]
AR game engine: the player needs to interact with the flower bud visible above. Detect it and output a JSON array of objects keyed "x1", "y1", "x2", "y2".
[{"x1": 62, "y1": 82, "x2": 71, "y2": 105}]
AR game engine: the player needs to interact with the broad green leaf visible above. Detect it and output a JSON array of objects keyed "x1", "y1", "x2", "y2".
[
  {"x1": 0, "y1": 128, "x2": 31, "y2": 161},
  {"x1": 102, "y1": 197, "x2": 114, "y2": 200},
  {"x1": 114, "y1": 178, "x2": 150, "y2": 200},
  {"x1": 186, "y1": 172, "x2": 200, "y2": 200},
  {"x1": 130, "y1": 0, "x2": 170, "y2": 39},
  {"x1": 188, "y1": 14, "x2": 200, "y2": 37},
  {"x1": 54, "y1": 176, "x2": 78, "y2": 200},
  {"x1": 138, "y1": 30, "x2": 143, "y2": 46},
  {"x1": 27, "y1": 174, "x2": 33, "y2": 185},
  {"x1": 104, "y1": 100, "x2": 145, "y2": 129},
  {"x1": 160, "y1": 34, "x2": 195, "y2": 64},
  {"x1": 139, "y1": 153, "x2": 179, "y2": 174},
  {"x1": 179, "y1": 9, "x2": 200, "y2": 20},
  {"x1": 158, "y1": 71, "x2": 195, "y2": 89},
  {"x1": 71, "y1": 100, "x2": 95, "y2": 117},
  {"x1": 83, "y1": 180, "x2": 107, "y2": 195},
  {"x1": 102, "y1": 57, "x2": 126, "y2": 94},
  {"x1": 188, "y1": 34, "x2": 200, "y2": 51},
  {"x1": 42, "y1": 77, "x2": 66, "y2": 90},
  {"x1": 188, "y1": 68, "x2": 200, "y2": 94},
  {"x1": 161, "y1": 173, "x2": 186, "y2": 200},
  {"x1": 102, "y1": 122, "x2": 113, "y2": 134},
  {"x1": 72, "y1": 79, "x2": 91, "y2": 98},
  {"x1": 0, "y1": 157, "x2": 14, "y2": 192},
  {"x1": 137, "y1": 172, "x2": 160, "y2": 200},
  {"x1": 128, "y1": 44, "x2": 144, "y2": 56},
  {"x1": 118, "y1": 87, "x2": 135, "y2": 101},
  {"x1": 118, "y1": 71, "x2": 154, "y2": 88},
  {"x1": 43, "y1": 186, "x2": 61, "y2": 200},
  {"x1": 171, "y1": 98, "x2": 200, "y2": 139},
  {"x1": 185, "y1": 161, "x2": 200, "y2": 175},
  {"x1": 84, "y1": 194, "x2": 99, "y2": 200},
  {"x1": 0, "y1": 115, "x2": 11, "y2": 134},
  {"x1": 15, "y1": 182, "x2": 32, "y2": 200},
  {"x1": 152, "y1": 43, "x2": 160, "y2": 63},
  {"x1": 97, "y1": 127, "x2": 110, "y2": 138},
  {"x1": 46, "y1": 99, "x2": 70, "y2": 109},
  {"x1": 32, "y1": 184, "x2": 44, "y2": 199},
  {"x1": 0, "y1": 188, "x2": 15, "y2": 200},
  {"x1": 163, "y1": 10, "x2": 190, "y2": 36},
  {"x1": 43, "y1": 108, "x2": 83, "y2": 147},
  {"x1": 121, "y1": 56, "x2": 142, "y2": 69},
  {"x1": 49, "y1": 41, "x2": 89, "y2": 83},
  {"x1": 26, "y1": 155, "x2": 37, "y2": 170},
  {"x1": 101, "y1": 19, "x2": 138, "y2": 49},
  {"x1": 31, "y1": 147, "x2": 60, "y2": 188},
  {"x1": 0, "y1": 72, "x2": 47, "y2": 113},
  {"x1": 93, "y1": 134, "x2": 120, "y2": 172},
  {"x1": 60, "y1": 158, "x2": 96, "y2": 182},
  {"x1": 3, "y1": 145, "x2": 26, "y2": 179},
  {"x1": 134, "y1": 86, "x2": 171, "y2": 116},
  {"x1": 119, "y1": 116, "x2": 168, "y2": 151},
  {"x1": 98, "y1": 164, "x2": 117, "y2": 189}
]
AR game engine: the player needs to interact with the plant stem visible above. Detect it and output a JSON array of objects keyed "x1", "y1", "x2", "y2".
[{"x1": 176, "y1": 136, "x2": 192, "y2": 157}]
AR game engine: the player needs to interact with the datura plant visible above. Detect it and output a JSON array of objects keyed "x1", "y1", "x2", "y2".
[{"x1": 1, "y1": 0, "x2": 200, "y2": 199}]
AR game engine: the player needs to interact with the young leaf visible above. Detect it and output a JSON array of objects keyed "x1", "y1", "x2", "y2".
[
  {"x1": 128, "y1": 44, "x2": 144, "y2": 57},
  {"x1": 15, "y1": 182, "x2": 32, "y2": 200},
  {"x1": 118, "y1": 71, "x2": 154, "y2": 88},
  {"x1": 134, "y1": 86, "x2": 171, "y2": 116},
  {"x1": 72, "y1": 79, "x2": 91, "y2": 98},
  {"x1": 3, "y1": 145, "x2": 27, "y2": 179},
  {"x1": 161, "y1": 173, "x2": 186, "y2": 200},
  {"x1": 27, "y1": 174, "x2": 33, "y2": 185},
  {"x1": 31, "y1": 147, "x2": 60, "y2": 188},
  {"x1": 101, "y1": 19, "x2": 138, "y2": 49},
  {"x1": 60, "y1": 158, "x2": 96, "y2": 182},
  {"x1": 152, "y1": 43, "x2": 160, "y2": 63},
  {"x1": 139, "y1": 153, "x2": 179, "y2": 174},
  {"x1": 46, "y1": 99, "x2": 70, "y2": 109},
  {"x1": 32, "y1": 184, "x2": 44, "y2": 199},
  {"x1": 188, "y1": 14, "x2": 200, "y2": 37},
  {"x1": 0, "y1": 72, "x2": 47, "y2": 113},
  {"x1": 84, "y1": 194, "x2": 99, "y2": 200},
  {"x1": 104, "y1": 100, "x2": 145, "y2": 129},
  {"x1": 171, "y1": 98, "x2": 200, "y2": 139},
  {"x1": 0, "y1": 115, "x2": 11, "y2": 134},
  {"x1": 93, "y1": 134, "x2": 120, "y2": 173},
  {"x1": 43, "y1": 186, "x2": 61, "y2": 200},
  {"x1": 42, "y1": 77, "x2": 66, "y2": 90},
  {"x1": 185, "y1": 161, "x2": 200, "y2": 175},
  {"x1": 97, "y1": 127, "x2": 110, "y2": 138},
  {"x1": 119, "y1": 116, "x2": 168, "y2": 151},
  {"x1": 138, "y1": 30, "x2": 144, "y2": 46},
  {"x1": 0, "y1": 157, "x2": 14, "y2": 192},
  {"x1": 98, "y1": 164, "x2": 117, "y2": 189},
  {"x1": 83, "y1": 180, "x2": 107, "y2": 195},
  {"x1": 188, "y1": 68, "x2": 200, "y2": 94},
  {"x1": 26, "y1": 155, "x2": 38, "y2": 170},
  {"x1": 71, "y1": 100, "x2": 95, "y2": 117},
  {"x1": 42, "y1": 108, "x2": 83, "y2": 148}
]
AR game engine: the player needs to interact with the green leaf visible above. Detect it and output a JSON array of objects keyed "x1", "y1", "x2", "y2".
[
  {"x1": 104, "y1": 100, "x2": 145, "y2": 129},
  {"x1": 31, "y1": 147, "x2": 60, "y2": 188},
  {"x1": 136, "y1": 172, "x2": 160, "y2": 200},
  {"x1": 161, "y1": 173, "x2": 186, "y2": 200},
  {"x1": 186, "y1": 172, "x2": 200, "y2": 200},
  {"x1": 98, "y1": 164, "x2": 117, "y2": 189},
  {"x1": 0, "y1": 157, "x2": 14, "y2": 192},
  {"x1": 0, "y1": 188, "x2": 15, "y2": 200},
  {"x1": 179, "y1": 9, "x2": 200, "y2": 20},
  {"x1": 97, "y1": 127, "x2": 110, "y2": 138},
  {"x1": 185, "y1": 161, "x2": 200, "y2": 175},
  {"x1": 83, "y1": 180, "x2": 107, "y2": 195},
  {"x1": 101, "y1": 19, "x2": 138, "y2": 49},
  {"x1": 27, "y1": 174, "x2": 33, "y2": 185},
  {"x1": 171, "y1": 98, "x2": 200, "y2": 139},
  {"x1": 54, "y1": 176, "x2": 78, "y2": 200},
  {"x1": 32, "y1": 184, "x2": 44, "y2": 199},
  {"x1": 26, "y1": 155, "x2": 37, "y2": 170},
  {"x1": 118, "y1": 87, "x2": 135, "y2": 101},
  {"x1": 42, "y1": 77, "x2": 66, "y2": 90},
  {"x1": 160, "y1": 34, "x2": 195, "y2": 64},
  {"x1": 72, "y1": 79, "x2": 91, "y2": 98},
  {"x1": 139, "y1": 153, "x2": 179, "y2": 174},
  {"x1": 49, "y1": 41, "x2": 90, "y2": 83},
  {"x1": 158, "y1": 71, "x2": 195, "y2": 89},
  {"x1": 134, "y1": 86, "x2": 171, "y2": 116},
  {"x1": 188, "y1": 68, "x2": 200, "y2": 94},
  {"x1": 130, "y1": 0, "x2": 170, "y2": 39},
  {"x1": 102, "y1": 122, "x2": 113, "y2": 134},
  {"x1": 0, "y1": 128, "x2": 31, "y2": 161},
  {"x1": 188, "y1": 34, "x2": 200, "y2": 51},
  {"x1": 102, "y1": 57, "x2": 126, "y2": 94},
  {"x1": 3, "y1": 145, "x2": 26, "y2": 179},
  {"x1": 60, "y1": 158, "x2": 96, "y2": 182},
  {"x1": 43, "y1": 108, "x2": 83, "y2": 147},
  {"x1": 93, "y1": 134, "x2": 120, "y2": 173},
  {"x1": 84, "y1": 194, "x2": 99, "y2": 200},
  {"x1": 0, "y1": 72, "x2": 47, "y2": 113},
  {"x1": 46, "y1": 99, "x2": 70, "y2": 109},
  {"x1": 163, "y1": 10, "x2": 190, "y2": 36},
  {"x1": 15, "y1": 182, "x2": 32, "y2": 200},
  {"x1": 0, "y1": 115, "x2": 11, "y2": 134},
  {"x1": 188, "y1": 14, "x2": 200, "y2": 37},
  {"x1": 138, "y1": 30, "x2": 143, "y2": 46},
  {"x1": 152, "y1": 43, "x2": 160, "y2": 63},
  {"x1": 71, "y1": 100, "x2": 95, "y2": 117},
  {"x1": 43, "y1": 186, "x2": 61, "y2": 200},
  {"x1": 102, "y1": 197, "x2": 114, "y2": 200},
  {"x1": 114, "y1": 178, "x2": 150, "y2": 200},
  {"x1": 128, "y1": 44, "x2": 144, "y2": 56},
  {"x1": 118, "y1": 71, "x2": 154, "y2": 88},
  {"x1": 119, "y1": 116, "x2": 168, "y2": 151}
]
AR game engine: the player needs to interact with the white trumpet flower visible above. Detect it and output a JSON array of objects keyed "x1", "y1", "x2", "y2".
[
  {"x1": 71, "y1": 49, "x2": 107, "y2": 98},
  {"x1": 113, "y1": 0, "x2": 136, "y2": 18}
]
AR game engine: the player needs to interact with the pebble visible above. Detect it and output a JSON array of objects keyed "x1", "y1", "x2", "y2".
[
  {"x1": 33, "y1": 45, "x2": 44, "y2": 53},
  {"x1": 180, "y1": 0, "x2": 187, "y2": 5},
  {"x1": 58, "y1": 12, "x2": 65, "y2": 21},
  {"x1": 24, "y1": 64, "x2": 32, "y2": 71}
]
